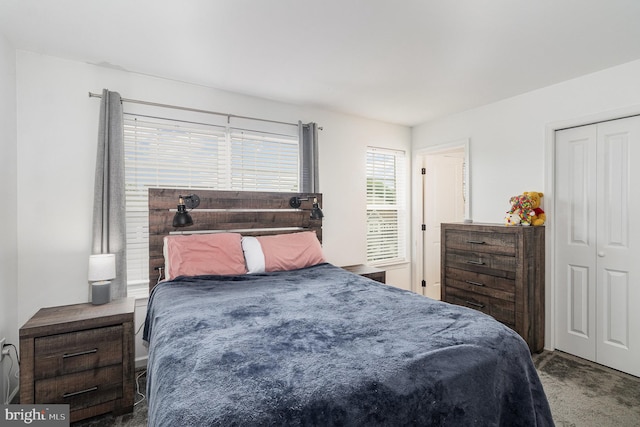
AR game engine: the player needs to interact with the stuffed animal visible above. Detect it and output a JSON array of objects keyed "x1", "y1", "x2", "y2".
[
  {"x1": 504, "y1": 211, "x2": 521, "y2": 226},
  {"x1": 506, "y1": 194, "x2": 535, "y2": 226},
  {"x1": 523, "y1": 191, "x2": 546, "y2": 226}
]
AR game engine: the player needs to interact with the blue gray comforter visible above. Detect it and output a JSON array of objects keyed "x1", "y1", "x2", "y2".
[{"x1": 144, "y1": 263, "x2": 553, "y2": 426}]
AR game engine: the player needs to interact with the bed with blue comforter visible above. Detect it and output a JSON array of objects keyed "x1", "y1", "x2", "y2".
[{"x1": 143, "y1": 263, "x2": 553, "y2": 426}]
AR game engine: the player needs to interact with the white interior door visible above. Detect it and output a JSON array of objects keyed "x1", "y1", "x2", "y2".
[
  {"x1": 555, "y1": 116, "x2": 640, "y2": 377},
  {"x1": 422, "y1": 153, "x2": 465, "y2": 299},
  {"x1": 594, "y1": 118, "x2": 640, "y2": 375},
  {"x1": 555, "y1": 124, "x2": 598, "y2": 361}
]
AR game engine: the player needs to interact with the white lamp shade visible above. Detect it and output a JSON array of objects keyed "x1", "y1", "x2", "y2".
[{"x1": 88, "y1": 254, "x2": 116, "y2": 281}]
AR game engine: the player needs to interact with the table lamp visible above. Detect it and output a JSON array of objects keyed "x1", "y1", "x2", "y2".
[{"x1": 88, "y1": 253, "x2": 116, "y2": 305}]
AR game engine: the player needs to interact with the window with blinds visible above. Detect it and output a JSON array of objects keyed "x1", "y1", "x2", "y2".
[
  {"x1": 366, "y1": 147, "x2": 407, "y2": 264},
  {"x1": 124, "y1": 113, "x2": 299, "y2": 294}
]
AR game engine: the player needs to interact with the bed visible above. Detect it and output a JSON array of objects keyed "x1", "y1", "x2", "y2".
[{"x1": 143, "y1": 189, "x2": 553, "y2": 426}]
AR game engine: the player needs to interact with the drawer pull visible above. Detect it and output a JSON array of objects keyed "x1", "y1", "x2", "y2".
[
  {"x1": 465, "y1": 300, "x2": 485, "y2": 308},
  {"x1": 466, "y1": 260, "x2": 485, "y2": 265},
  {"x1": 63, "y1": 348, "x2": 97, "y2": 359},
  {"x1": 63, "y1": 386, "x2": 98, "y2": 398},
  {"x1": 467, "y1": 240, "x2": 485, "y2": 244},
  {"x1": 465, "y1": 280, "x2": 485, "y2": 287}
]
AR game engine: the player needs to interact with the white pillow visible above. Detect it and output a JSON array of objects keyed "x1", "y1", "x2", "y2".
[
  {"x1": 163, "y1": 236, "x2": 170, "y2": 280},
  {"x1": 241, "y1": 236, "x2": 266, "y2": 274}
]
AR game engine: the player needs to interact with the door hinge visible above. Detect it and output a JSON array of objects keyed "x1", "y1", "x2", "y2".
[
  {"x1": 421, "y1": 280, "x2": 426, "y2": 288},
  {"x1": 421, "y1": 224, "x2": 426, "y2": 231},
  {"x1": 421, "y1": 168, "x2": 426, "y2": 175}
]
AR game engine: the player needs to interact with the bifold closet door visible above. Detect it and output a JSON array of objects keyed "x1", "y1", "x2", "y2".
[
  {"x1": 555, "y1": 124, "x2": 597, "y2": 361},
  {"x1": 555, "y1": 116, "x2": 640, "y2": 377}
]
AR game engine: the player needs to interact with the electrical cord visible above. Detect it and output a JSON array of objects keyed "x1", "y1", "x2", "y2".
[
  {"x1": 4, "y1": 344, "x2": 19, "y2": 364},
  {"x1": 134, "y1": 369, "x2": 147, "y2": 406},
  {"x1": 4, "y1": 356, "x2": 13, "y2": 404},
  {"x1": 136, "y1": 320, "x2": 146, "y2": 336},
  {"x1": 7, "y1": 344, "x2": 20, "y2": 384},
  {"x1": 2, "y1": 343, "x2": 19, "y2": 405}
]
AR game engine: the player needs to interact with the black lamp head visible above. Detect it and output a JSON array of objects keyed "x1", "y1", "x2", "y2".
[
  {"x1": 172, "y1": 194, "x2": 200, "y2": 227},
  {"x1": 311, "y1": 198, "x2": 324, "y2": 220},
  {"x1": 289, "y1": 196, "x2": 324, "y2": 219}
]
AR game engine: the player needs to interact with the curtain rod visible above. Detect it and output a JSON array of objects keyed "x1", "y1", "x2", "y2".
[{"x1": 88, "y1": 91, "x2": 298, "y2": 127}]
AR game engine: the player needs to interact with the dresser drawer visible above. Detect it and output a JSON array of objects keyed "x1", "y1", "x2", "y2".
[
  {"x1": 444, "y1": 267, "x2": 515, "y2": 302},
  {"x1": 34, "y1": 325, "x2": 123, "y2": 380},
  {"x1": 444, "y1": 230, "x2": 516, "y2": 256},
  {"x1": 34, "y1": 364, "x2": 123, "y2": 411},
  {"x1": 444, "y1": 250, "x2": 517, "y2": 279},
  {"x1": 445, "y1": 286, "x2": 515, "y2": 326}
]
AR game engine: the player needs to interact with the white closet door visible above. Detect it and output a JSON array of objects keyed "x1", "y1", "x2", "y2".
[
  {"x1": 555, "y1": 116, "x2": 640, "y2": 377},
  {"x1": 594, "y1": 117, "x2": 640, "y2": 376},
  {"x1": 555, "y1": 124, "x2": 598, "y2": 361}
]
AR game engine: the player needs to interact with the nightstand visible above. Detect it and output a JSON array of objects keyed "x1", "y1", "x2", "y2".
[
  {"x1": 19, "y1": 298, "x2": 135, "y2": 423},
  {"x1": 342, "y1": 264, "x2": 386, "y2": 283}
]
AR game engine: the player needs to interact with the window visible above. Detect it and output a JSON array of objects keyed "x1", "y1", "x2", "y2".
[
  {"x1": 366, "y1": 147, "x2": 407, "y2": 264},
  {"x1": 123, "y1": 112, "x2": 300, "y2": 295}
]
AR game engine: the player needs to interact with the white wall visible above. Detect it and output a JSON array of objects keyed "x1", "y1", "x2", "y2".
[
  {"x1": 14, "y1": 51, "x2": 411, "y2": 361},
  {"x1": 412, "y1": 58, "x2": 640, "y2": 349},
  {"x1": 413, "y1": 58, "x2": 640, "y2": 222},
  {"x1": 0, "y1": 32, "x2": 18, "y2": 403}
]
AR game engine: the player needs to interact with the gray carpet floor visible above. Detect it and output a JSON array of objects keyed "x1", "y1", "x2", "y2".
[
  {"x1": 73, "y1": 351, "x2": 640, "y2": 426},
  {"x1": 532, "y1": 350, "x2": 640, "y2": 427}
]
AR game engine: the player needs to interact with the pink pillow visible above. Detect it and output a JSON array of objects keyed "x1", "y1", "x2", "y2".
[
  {"x1": 164, "y1": 233, "x2": 247, "y2": 280},
  {"x1": 256, "y1": 231, "x2": 325, "y2": 272}
]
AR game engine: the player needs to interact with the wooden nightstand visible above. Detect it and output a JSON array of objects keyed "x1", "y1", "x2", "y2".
[
  {"x1": 19, "y1": 298, "x2": 135, "y2": 423},
  {"x1": 342, "y1": 264, "x2": 386, "y2": 284}
]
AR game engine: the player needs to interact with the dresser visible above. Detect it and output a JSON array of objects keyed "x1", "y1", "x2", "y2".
[
  {"x1": 440, "y1": 223, "x2": 544, "y2": 352},
  {"x1": 19, "y1": 298, "x2": 135, "y2": 422}
]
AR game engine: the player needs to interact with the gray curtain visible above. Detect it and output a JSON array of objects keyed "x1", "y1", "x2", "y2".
[
  {"x1": 299, "y1": 121, "x2": 319, "y2": 192},
  {"x1": 92, "y1": 89, "x2": 127, "y2": 299}
]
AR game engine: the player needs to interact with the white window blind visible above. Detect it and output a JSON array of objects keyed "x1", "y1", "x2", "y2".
[
  {"x1": 123, "y1": 113, "x2": 299, "y2": 294},
  {"x1": 230, "y1": 129, "x2": 299, "y2": 191},
  {"x1": 366, "y1": 147, "x2": 407, "y2": 264}
]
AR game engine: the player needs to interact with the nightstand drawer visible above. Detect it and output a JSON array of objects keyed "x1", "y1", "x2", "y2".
[
  {"x1": 35, "y1": 364, "x2": 123, "y2": 411},
  {"x1": 445, "y1": 286, "x2": 515, "y2": 326},
  {"x1": 444, "y1": 230, "x2": 516, "y2": 256},
  {"x1": 34, "y1": 325, "x2": 123, "y2": 379}
]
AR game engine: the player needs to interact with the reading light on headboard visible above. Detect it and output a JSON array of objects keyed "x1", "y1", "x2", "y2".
[
  {"x1": 311, "y1": 198, "x2": 324, "y2": 219},
  {"x1": 173, "y1": 194, "x2": 200, "y2": 227},
  {"x1": 289, "y1": 196, "x2": 324, "y2": 219}
]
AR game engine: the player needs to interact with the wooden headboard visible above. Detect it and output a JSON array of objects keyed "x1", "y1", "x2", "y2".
[{"x1": 148, "y1": 188, "x2": 323, "y2": 290}]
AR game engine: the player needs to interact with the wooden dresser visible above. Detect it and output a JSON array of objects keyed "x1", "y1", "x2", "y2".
[
  {"x1": 19, "y1": 298, "x2": 135, "y2": 422},
  {"x1": 440, "y1": 223, "x2": 544, "y2": 352}
]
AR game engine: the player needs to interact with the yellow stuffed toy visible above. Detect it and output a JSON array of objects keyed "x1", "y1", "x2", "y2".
[{"x1": 523, "y1": 191, "x2": 546, "y2": 226}]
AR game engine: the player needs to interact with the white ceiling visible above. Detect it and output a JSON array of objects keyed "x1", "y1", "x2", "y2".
[{"x1": 2, "y1": 0, "x2": 640, "y2": 126}]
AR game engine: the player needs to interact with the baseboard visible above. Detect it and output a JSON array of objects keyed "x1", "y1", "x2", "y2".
[{"x1": 135, "y1": 356, "x2": 148, "y2": 370}]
